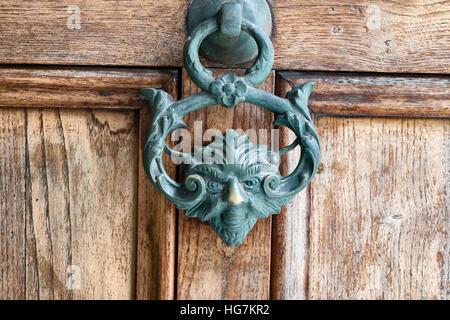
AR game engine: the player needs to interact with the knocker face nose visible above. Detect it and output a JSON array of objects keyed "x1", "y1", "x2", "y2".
[{"x1": 225, "y1": 177, "x2": 246, "y2": 206}]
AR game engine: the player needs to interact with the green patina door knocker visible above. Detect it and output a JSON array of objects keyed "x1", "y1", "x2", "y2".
[{"x1": 142, "y1": 0, "x2": 321, "y2": 246}]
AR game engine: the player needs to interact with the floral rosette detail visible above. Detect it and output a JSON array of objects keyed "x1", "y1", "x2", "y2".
[{"x1": 210, "y1": 74, "x2": 248, "y2": 108}]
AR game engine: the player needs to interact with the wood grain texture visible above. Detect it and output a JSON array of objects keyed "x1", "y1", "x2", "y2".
[
  {"x1": 278, "y1": 73, "x2": 450, "y2": 118},
  {"x1": 176, "y1": 69, "x2": 274, "y2": 300},
  {"x1": 270, "y1": 126, "x2": 310, "y2": 300},
  {"x1": 0, "y1": 67, "x2": 177, "y2": 110},
  {"x1": 136, "y1": 75, "x2": 178, "y2": 300},
  {"x1": 273, "y1": 74, "x2": 450, "y2": 300},
  {"x1": 0, "y1": 107, "x2": 139, "y2": 299},
  {"x1": 0, "y1": 109, "x2": 27, "y2": 299},
  {"x1": 271, "y1": 0, "x2": 450, "y2": 73},
  {"x1": 309, "y1": 117, "x2": 449, "y2": 300},
  {"x1": 271, "y1": 77, "x2": 314, "y2": 300},
  {"x1": 0, "y1": 1, "x2": 448, "y2": 73}
]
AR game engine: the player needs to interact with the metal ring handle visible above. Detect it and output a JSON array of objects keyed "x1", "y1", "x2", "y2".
[{"x1": 184, "y1": 17, "x2": 274, "y2": 93}]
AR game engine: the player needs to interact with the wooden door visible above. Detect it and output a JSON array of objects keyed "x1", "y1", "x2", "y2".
[{"x1": 0, "y1": 1, "x2": 449, "y2": 300}]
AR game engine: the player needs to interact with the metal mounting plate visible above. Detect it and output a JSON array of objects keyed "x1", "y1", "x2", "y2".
[{"x1": 187, "y1": 0, "x2": 272, "y2": 65}]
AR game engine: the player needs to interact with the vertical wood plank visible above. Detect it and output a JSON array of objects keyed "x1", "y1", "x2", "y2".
[
  {"x1": 26, "y1": 108, "x2": 76, "y2": 299},
  {"x1": 309, "y1": 117, "x2": 449, "y2": 300},
  {"x1": 176, "y1": 69, "x2": 274, "y2": 300},
  {"x1": 136, "y1": 76, "x2": 178, "y2": 300},
  {"x1": 270, "y1": 76, "x2": 311, "y2": 300},
  {"x1": 0, "y1": 109, "x2": 26, "y2": 299},
  {"x1": 270, "y1": 130, "x2": 310, "y2": 300}
]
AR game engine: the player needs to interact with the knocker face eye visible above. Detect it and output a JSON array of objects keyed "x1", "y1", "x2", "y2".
[
  {"x1": 206, "y1": 180, "x2": 223, "y2": 194},
  {"x1": 243, "y1": 177, "x2": 261, "y2": 193}
]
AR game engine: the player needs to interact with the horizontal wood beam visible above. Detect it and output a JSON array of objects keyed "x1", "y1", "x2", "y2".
[
  {"x1": 0, "y1": 67, "x2": 177, "y2": 109},
  {"x1": 278, "y1": 72, "x2": 450, "y2": 118},
  {"x1": 0, "y1": 1, "x2": 448, "y2": 73}
]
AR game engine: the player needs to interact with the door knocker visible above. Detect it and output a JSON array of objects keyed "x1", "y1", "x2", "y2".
[{"x1": 142, "y1": 0, "x2": 321, "y2": 246}]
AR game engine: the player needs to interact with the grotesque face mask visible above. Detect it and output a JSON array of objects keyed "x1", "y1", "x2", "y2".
[{"x1": 183, "y1": 130, "x2": 283, "y2": 246}]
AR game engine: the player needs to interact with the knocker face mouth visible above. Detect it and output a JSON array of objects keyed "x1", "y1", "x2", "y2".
[
  {"x1": 221, "y1": 208, "x2": 247, "y2": 228},
  {"x1": 209, "y1": 205, "x2": 256, "y2": 247}
]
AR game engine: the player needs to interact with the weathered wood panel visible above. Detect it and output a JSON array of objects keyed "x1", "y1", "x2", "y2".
[
  {"x1": 0, "y1": 67, "x2": 177, "y2": 110},
  {"x1": 0, "y1": 1, "x2": 448, "y2": 73},
  {"x1": 278, "y1": 73, "x2": 450, "y2": 118},
  {"x1": 0, "y1": 66, "x2": 179, "y2": 299},
  {"x1": 270, "y1": 126, "x2": 310, "y2": 300},
  {"x1": 271, "y1": 74, "x2": 315, "y2": 300},
  {"x1": 176, "y1": 69, "x2": 274, "y2": 299},
  {"x1": 273, "y1": 74, "x2": 450, "y2": 300},
  {"x1": 0, "y1": 109, "x2": 27, "y2": 299},
  {"x1": 136, "y1": 77, "x2": 178, "y2": 300},
  {"x1": 0, "y1": 107, "x2": 139, "y2": 299},
  {"x1": 309, "y1": 117, "x2": 449, "y2": 300}
]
